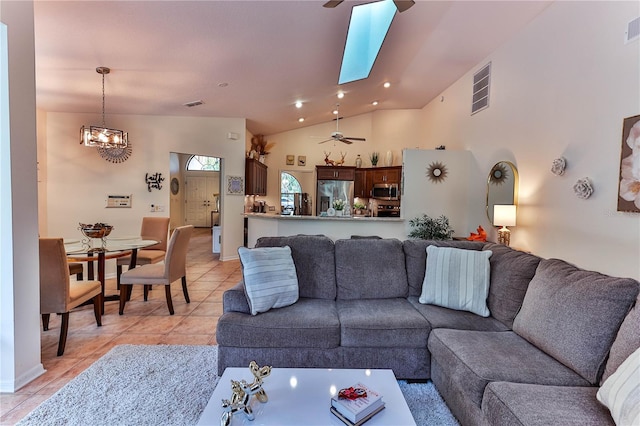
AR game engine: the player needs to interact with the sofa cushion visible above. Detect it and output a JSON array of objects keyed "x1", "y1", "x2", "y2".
[
  {"x1": 216, "y1": 298, "x2": 340, "y2": 348},
  {"x1": 256, "y1": 235, "x2": 336, "y2": 300},
  {"x1": 483, "y1": 242, "x2": 542, "y2": 328},
  {"x1": 428, "y1": 329, "x2": 590, "y2": 409},
  {"x1": 222, "y1": 282, "x2": 251, "y2": 314},
  {"x1": 407, "y1": 296, "x2": 509, "y2": 332},
  {"x1": 419, "y1": 246, "x2": 492, "y2": 317},
  {"x1": 601, "y1": 292, "x2": 640, "y2": 384},
  {"x1": 238, "y1": 246, "x2": 299, "y2": 315},
  {"x1": 403, "y1": 239, "x2": 484, "y2": 297},
  {"x1": 335, "y1": 238, "x2": 408, "y2": 299},
  {"x1": 337, "y1": 298, "x2": 430, "y2": 348},
  {"x1": 483, "y1": 382, "x2": 614, "y2": 426},
  {"x1": 512, "y1": 258, "x2": 639, "y2": 384},
  {"x1": 597, "y1": 347, "x2": 640, "y2": 426}
]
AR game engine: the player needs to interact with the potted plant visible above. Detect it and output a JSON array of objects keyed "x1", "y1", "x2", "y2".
[
  {"x1": 370, "y1": 152, "x2": 379, "y2": 167},
  {"x1": 333, "y1": 199, "x2": 345, "y2": 216},
  {"x1": 408, "y1": 214, "x2": 454, "y2": 240},
  {"x1": 353, "y1": 201, "x2": 366, "y2": 215}
]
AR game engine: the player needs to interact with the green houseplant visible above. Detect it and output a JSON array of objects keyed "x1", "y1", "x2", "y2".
[
  {"x1": 370, "y1": 152, "x2": 379, "y2": 167},
  {"x1": 408, "y1": 214, "x2": 454, "y2": 240}
]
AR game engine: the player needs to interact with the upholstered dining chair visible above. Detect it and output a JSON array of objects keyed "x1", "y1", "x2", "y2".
[
  {"x1": 116, "y1": 216, "x2": 170, "y2": 286},
  {"x1": 119, "y1": 225, "x2": 193, "y2": 316},
  {"x1": 39, "y1": 238, "x2": 102, "y2": 356},
  {"x1": 68, "y1": 262, "x2": 83, "y2": 279}
]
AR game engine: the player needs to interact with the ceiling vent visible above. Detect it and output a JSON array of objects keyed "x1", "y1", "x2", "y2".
[
  {"x1": 183, "y1": 100, "x2": 204, "y2": 108},
  {"x1": 626, "y1": 16, "x2": 640, "y2": 44},
  {"x1": 471, "y1": 62, "x2": 491, "y2": 115}
]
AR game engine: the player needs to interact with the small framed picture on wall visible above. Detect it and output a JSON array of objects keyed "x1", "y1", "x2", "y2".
[
  {"x1": 286, "y1": 155, "x2": 295, "y2": 166},
  {"x1": 298, "y1": 156, "x2": 306, "y2": 166}
]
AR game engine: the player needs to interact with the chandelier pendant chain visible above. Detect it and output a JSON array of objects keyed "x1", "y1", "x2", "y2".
[{"x1": 101, "y1": 71, "x2": 106, "y2": 128}]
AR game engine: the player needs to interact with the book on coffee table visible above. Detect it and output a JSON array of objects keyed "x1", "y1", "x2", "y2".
[{"x1": 330, "y1": 383, "x2": 385, "y2": 425}]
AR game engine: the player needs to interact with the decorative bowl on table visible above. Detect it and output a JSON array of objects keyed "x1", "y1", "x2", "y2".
[{"x1": 79, "y1": 223, "x2": 113, "y2": 239}]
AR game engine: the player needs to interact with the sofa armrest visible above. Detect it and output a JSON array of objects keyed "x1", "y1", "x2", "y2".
[{"x1": 222, "y1": 281, "x2": 250, "y2": 314}]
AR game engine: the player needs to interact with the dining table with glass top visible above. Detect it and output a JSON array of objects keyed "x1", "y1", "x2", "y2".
[{"x1": 64, "y1": 237, "x2": 158, "y2": 312}]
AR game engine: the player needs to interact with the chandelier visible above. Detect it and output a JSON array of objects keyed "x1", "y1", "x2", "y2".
[{"x1": 80, "y1": 67, "x2": 128, "y2": 149}]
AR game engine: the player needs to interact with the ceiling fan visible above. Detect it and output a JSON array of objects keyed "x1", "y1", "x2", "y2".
[
  {"x1": 318, "y1": 105, "x2": 366, "y2": 145},
  {"x1": 323, "y1": 0, "x2": 415, "y2": 13}
]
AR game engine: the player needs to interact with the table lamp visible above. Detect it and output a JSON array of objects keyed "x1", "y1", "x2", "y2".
[{"x1": 493, "y1": 205, "x2": 516, "y2": 246}]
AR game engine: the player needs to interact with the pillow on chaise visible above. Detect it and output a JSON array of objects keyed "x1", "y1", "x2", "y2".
[
  {"x1": 419, "y1": 246, "x2": 492, "y2": 317},
  {"x1": 238, "y1": 246, "x2": 299, "y2": 315},
  {"x1": 597, "y1": 346, "x2": 640, "y2": 426}
]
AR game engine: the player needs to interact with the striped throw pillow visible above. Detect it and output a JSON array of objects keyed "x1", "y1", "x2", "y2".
[
  {"x1": 419, "y1": 246, "x2": 492, "y2": 317},
  {"x1": 238, "y1": 246, "x2": 299, "y2": 315},
  {"x1": 597, "y1": 347, "x2": 640, "y2": 426}
]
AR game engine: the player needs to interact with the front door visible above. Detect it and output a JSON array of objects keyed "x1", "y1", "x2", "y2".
[{"x1": 185, "y1": 176, "x2": 214, "y2": 227}]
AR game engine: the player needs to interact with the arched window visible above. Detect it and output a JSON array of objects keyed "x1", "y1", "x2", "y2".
[
  {"x1": 187, "y1": 155, "x2": 220, "y2": 171},
  {"x1": 280, "y1": 172, "x2": 302, "y2": 213}
]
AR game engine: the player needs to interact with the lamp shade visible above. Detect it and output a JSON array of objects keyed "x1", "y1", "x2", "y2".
[{"x1": 493, "y1": 205, "x2": 516, "y2": 227}]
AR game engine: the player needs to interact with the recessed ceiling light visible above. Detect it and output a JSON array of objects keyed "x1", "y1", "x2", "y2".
[
  {"x1": 372, "y1": 101, "x2": 379, "y2": 106},
  {"x1": 337, "y1": 92, "x2": 345, "y2": 99},
  {"x1": 295, "y1": 101, "x2": 303, "y2": 108},
  {"x1": 383, "y1": 82, "x2": 391, "y2": 88},
  {"x1": 218, "y1": 82, "x2": 229, "y2": 88},
  {"x1": 298, "y1": 117, "x2": 305, "y2": 123}
]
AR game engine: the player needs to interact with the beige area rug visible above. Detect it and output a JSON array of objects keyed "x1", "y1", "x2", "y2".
[{"x1": 18, "y1": 345, "x2": 458, "y2": 426}]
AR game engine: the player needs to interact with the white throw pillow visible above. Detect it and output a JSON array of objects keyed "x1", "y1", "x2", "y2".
[
  {"x1": 597, "y1": 346, "x2": 640, "y2": 426},
  {"x1": 419, "y1": 246, "x2": 492, "y2": 317},
  {"x1": 238, "y1": 246, "x2": 299, "y2": 315}
]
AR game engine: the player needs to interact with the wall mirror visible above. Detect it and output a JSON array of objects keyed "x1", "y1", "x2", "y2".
[
  {"x1": 280, "y1": 169, "x2": 314, "y2": 214},
  {"x1": 486, "y1": 161, "x2": 519, "y2": 224}
]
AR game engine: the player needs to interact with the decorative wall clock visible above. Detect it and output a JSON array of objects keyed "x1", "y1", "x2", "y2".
[
  {"x1": 427, "y1": 161, "x2": 448, "y2": 183},
  {"x1": 97, "y1": 143, "x2": 132, "y2": 163}
]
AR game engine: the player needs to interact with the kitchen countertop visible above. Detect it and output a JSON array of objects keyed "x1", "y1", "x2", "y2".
[{"x1": 244, "y1": 213, "x2": 403, "y2": 222}]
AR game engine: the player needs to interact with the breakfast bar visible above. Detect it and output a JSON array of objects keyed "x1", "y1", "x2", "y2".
[{"x1": 245, "y1": 214, "x2": 406, "y2": 247}]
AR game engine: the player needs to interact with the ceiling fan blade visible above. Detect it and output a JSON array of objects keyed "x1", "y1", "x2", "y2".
[
  {"x1": 343, "y1": 137, "x2": 366, "y2": 142},
  {"x1": 393, "y1": 0, "x2": 415, "y2": 13},
  {"x1": 318, "y1": 139, "x2": 333, "y2": 144},
  {"x1": 338, "y1": 138, "x2": 353, "y2": 144},
  {"x1": 323, "y1": 0, "x2": 343, "y2": 8}
]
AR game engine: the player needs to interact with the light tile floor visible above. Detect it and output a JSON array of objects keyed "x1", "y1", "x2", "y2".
[{"x1": 0, "y1": 228, "x2": 240, "y2": 425}]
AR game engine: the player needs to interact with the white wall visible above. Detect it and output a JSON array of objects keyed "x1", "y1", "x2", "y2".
[
  {"x1": 0, "y1": 1, "x2": 45, "y2": 392},
  {"x1": 418, "y1": 1, "x2": 640, "y2": 279},
  {"x1": 41, "y1": 113, "x2": 246, "y2": 262}
]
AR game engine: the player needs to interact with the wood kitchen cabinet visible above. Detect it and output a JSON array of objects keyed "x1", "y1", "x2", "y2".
[
  {"x1": 245, "y1": 158, "x2": 267, "y2": 195},
  {"x1": 316, "y1": 166, "x2": 356, "y2": 181},
  {"x1": 370, "y1": 166, "x2": 401, "y2": 185},
  {"x1": 354, "y1": 169, "x2": 371, "y2": 198}
]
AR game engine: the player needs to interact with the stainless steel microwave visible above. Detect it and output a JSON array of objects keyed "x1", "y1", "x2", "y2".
[{"x1": 371, "y1": 183, "x2": 399, "y2": 200}]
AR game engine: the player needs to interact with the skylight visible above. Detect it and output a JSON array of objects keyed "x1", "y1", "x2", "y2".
[{"x1": 338, "y1": 0, "x2": 397, "y2": 85}]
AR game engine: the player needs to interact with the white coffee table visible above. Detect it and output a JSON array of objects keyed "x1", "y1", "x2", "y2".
[{"x1": 197, "y1": 367, "x2": 416, "y2": 426}]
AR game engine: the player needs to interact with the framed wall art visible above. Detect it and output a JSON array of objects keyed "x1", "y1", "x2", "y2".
[
  {"x1": 286, "y1": 155, "x2": 295, "y2": 166},
  {"x1": 227, "y1": 176, "x2": 244, "y2": 195},
  {"x1": 618, "y1": 114, "x2": 640, "y2": 213},
  {"x1": 298, "y1": 155, "x2": 306, "y2": 167}
]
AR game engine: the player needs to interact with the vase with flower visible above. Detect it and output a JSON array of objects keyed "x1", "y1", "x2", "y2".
[{"x1": 333, "y1": 199, "x2": 345, "y2": 217}]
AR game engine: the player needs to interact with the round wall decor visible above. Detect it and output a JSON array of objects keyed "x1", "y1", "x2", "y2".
[
  {"x1": 427, "y1": 161, "x2": 448, "y2": 183},
  {"x1": 170, "y1": 178, "x2": 180, "y2": 195},
  {"x1": 489, "y1": 163, "x2": 508, "y2": 185},
  {"x1": 97, "y1": 142, "x2": 132, "y2": 163}
]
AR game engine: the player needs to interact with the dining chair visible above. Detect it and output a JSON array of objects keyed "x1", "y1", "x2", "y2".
[
  {"x1": 119, "y1": 225, "x2": 193, "y2": 315},
  {"x1": 116, "y1": 216, "x2": 170, "y2": 286},
  {"x1": 68, "y1": 262, "x2": 83, "y2": 279},
  {"x1": 39, "y1": 238, "x2": 102, "y2": 356}
]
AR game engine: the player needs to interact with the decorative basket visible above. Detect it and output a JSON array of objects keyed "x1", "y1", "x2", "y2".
[{"x1": 79, "y1": 223, "x2": 113, "y2": 239}]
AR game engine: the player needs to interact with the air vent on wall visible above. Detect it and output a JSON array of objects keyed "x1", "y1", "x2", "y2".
[
  {"x1": 626, "y1": 16, "x2": 640, "y2": 44},
  {"x1": 183, "y1": 100, "x2": 204, "y2": 108},
  {"x1": 471, "y1": 62, "x2": 491, "y2": 115}
]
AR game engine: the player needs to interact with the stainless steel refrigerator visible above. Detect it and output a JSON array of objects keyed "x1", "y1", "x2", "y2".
[{"x1": 316, "y1": 180, "x2": 354, "y2": 216}]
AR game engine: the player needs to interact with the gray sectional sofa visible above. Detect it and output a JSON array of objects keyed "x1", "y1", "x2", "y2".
[{"x1": 216, "y1": 235, "x2": 639, "y2": 425}]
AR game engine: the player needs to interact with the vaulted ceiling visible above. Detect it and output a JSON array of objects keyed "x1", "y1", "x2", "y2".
[{"x1": 33, "y1": 1, "x2": 551, "y2": 136}]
